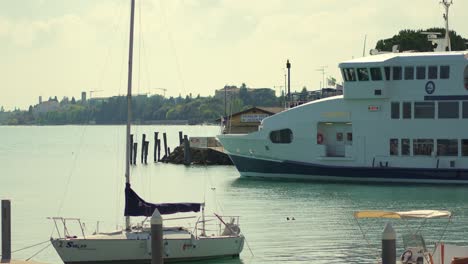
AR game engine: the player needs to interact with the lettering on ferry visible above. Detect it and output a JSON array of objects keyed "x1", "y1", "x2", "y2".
[
  {"x1": 425, "y1": 81, "x2": 436, "y2": 94},
  {"x1": 368, "y1": 105, "x2": 380, "y2": 111}
]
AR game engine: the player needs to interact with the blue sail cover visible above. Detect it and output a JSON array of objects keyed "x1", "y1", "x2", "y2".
[{"x1": 124, "y1": 183, "x2": 202, "y2": 216}]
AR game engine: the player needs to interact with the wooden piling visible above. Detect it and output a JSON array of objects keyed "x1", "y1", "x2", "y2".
[
  {"x1": 163, "y1": 133, "x2": 168, "y2": 159},
  {"x1": 133, "y1": 142, "x2": 138, "y2": 165},
  {"x1": 154, "y1": 132, "x2": 159, "y2": 163},
  {"x1": 183, "y1": 135, "x2": 192, "y2": 166},
  {"x1": 157, "y1": 139, "x2": 161, "y2": 162},
  {"x1": 178, "y1": 131, "x2": 183, "y2": 146},
  {"x1": 141, "y1": 134, "x2": 146, "y2": 164},
  {"x1": 130, "y1": 134, "x2": 134, "y2": 165},
  {"x1": 2, "y1": 200, "x2": 11, "y2": 262},
  {"x1": 151, "y1": 209, "x2": 163, "y2": 264},
  {"x1": 144, "y1": 141, "x2": 149, "y2": 164}
]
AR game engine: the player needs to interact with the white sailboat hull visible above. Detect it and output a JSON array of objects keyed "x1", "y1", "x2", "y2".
[{"x1": 51, "y1": 231, "x2": 244, "y2": 263}]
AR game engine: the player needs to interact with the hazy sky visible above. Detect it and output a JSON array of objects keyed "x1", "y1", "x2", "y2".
[{"x1": 1, "y1": 0, "x2": 467, "y2": 110}]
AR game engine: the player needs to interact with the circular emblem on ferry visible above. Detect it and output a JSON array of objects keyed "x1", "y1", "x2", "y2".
[{"x1": 425, "y1": 81, "x2": 436, "y2": 94}]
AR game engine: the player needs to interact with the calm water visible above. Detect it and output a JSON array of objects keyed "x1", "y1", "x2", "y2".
[{"x1": 1, "y1": 125, "x2": 468, "y2": 264}]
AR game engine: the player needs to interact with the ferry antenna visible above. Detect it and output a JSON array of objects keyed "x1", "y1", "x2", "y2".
[{"x1": 440, "y1": 0, "x2": 453, "y2": 51}]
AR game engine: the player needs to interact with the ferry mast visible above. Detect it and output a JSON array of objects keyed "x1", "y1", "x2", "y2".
[{"x1": 441, "y1": 0, "x2": 453, "y2": 51}]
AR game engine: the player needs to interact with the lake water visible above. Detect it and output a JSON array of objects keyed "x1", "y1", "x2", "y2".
[{"x1": 1, "y1": 125, "x2": 468, "y2": 264}]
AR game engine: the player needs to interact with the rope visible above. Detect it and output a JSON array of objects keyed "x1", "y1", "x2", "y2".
[
  {"x1": 26, "y1": 243, "x2": 51, "y2": 261},
  {"x1": 0, "y1": 239, "x2": 50, "y2": 257}
]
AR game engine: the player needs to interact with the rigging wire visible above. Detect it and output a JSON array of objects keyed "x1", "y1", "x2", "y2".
[{"x1": 158, "y1": 0, "x2": 187, "y2": 96}]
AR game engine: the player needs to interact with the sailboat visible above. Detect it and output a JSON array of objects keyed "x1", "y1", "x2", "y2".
[{"x1": 50, "y1": 0, "x2": 244, "y2": 262}]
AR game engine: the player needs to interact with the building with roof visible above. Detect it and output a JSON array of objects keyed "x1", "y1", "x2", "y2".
[{"x1": 221, "y1": 106, "x2": 284, "y2": 134}]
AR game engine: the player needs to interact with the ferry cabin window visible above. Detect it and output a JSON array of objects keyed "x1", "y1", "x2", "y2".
[
  {"x1": 370, "y1": 67, "x2": 383, "y2": 81},
  {"x1": 403, "y1": 102, "x2": 412, "y2": 119},
  {"x1": 384, "y1": 67, "x2": 391, "y2": 81},
  {"x1": 463, "y1": 140, "x2": 468, "y2": 156},
  {"x1": 392, "y1": 66, "x2": 402, "y2": 80},
  {"x1": 414, "y1": 102, "x2": 435, "y2": 119},
  {"x1": 416, "y1": 66, "x2": 426, "y2": 80},
  {"x1": 390, "y1": 139, "x2": 398, "y2": 156},
  {"x1": 428, "y1": 65, "x2": 438, "y2": 79},
  {"x1": 463, "y1": 102, "x2": 468, "y2": 118},
  {"x1": 401, "y1": 139, "x2": 410, "y2": 156},
  {"x1": 344, "y1": 68, "x2": 357, "y2": 82},
  {"x1": 391, "y1": 102, "x2": 400, "y2": 119},
  {"x1": 269, "y1": 129, "x2": 293, "y2": 144},
  {"x1": 357, "y1": 68, "x2": 370, "y2": 81},
  {"x1": 437, "y1": 139, "x2": 458, "y2": 156},
  {"x1": 440, "y1": 65, "x2": 450, "y2": 79},
  {"x1": 413, "y1": 139, "x2": 434, "y2": 156},
  {"x1": 438, "y1": 102, "x2": 459, "y2": 119},
  {"x1": 404, "y1": 66, "x2": 414, "y2": 80}
]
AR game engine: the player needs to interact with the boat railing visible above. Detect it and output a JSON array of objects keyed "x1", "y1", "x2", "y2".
[
  {"x1": 193, "y1": 215, "x2": 241, "y2": 238},
  {"x1": 48, "y1": 217, "x2": 86, "y2": 239}
]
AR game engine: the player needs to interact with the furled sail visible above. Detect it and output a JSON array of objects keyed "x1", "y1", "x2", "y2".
[{"x1": 124, "y1": 183, "x2": 202, "y2": 216}]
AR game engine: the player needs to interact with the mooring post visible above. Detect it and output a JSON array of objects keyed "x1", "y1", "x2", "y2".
[
  {"x1": 1, "y1": 200, "x2": 11, "y2": 262},
  {"x1": 382, "y1": 222, "x2": 396, "y2": 264},
  {"x1": 167, "y1": 147, "x2": 171, "y2": 162},
  {"x1": 151, "y1": 209, "x2": 164, "y2": 264},
  {"x1": 163, "y1": 133, "x2": 168, "y2": 159},
  {"x1": 141, "y1": 134, "x2": 146, "y2": 164},
  {"x1": 183, "y1": 135, "x2": 192, "y2": 166},
  {"x1": 178, "y1": 131, "x2": 183, "y2": 146},
  {"x1": 133, "y1": 142, "x2": 138, "y2": 165},
  {"x1": 154, "y1": 132, "x2": 159, "y2": 163},
  {"x1": 157, "y1": 139, "x2": 161, "y2": 162},
  {"x1": 130, "y1": 134, "x2": 134, "y2": 165},
  {"x1": 144, "y1": 141, "x2": 149, "y2": 164}
]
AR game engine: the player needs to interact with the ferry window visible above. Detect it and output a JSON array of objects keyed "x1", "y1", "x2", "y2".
[
  {"x1": 347, "y1": 132, "x2": 353, "y2": 142},
  {"x1": 428, "y1": 65, "x2": 438, "y2": 79},
  {"x1": 370, "y1": 67, "x2": 383, "y2": 81},
  {"x1": 357, "y1": 68, "x2": 370, "y2": 81},
  {"x1": 463, "y1": 102, "x2": 468, "y2": 118},
  {"x1": 384, "y1": 67, "x2": 391, "y2": 81},
  {"x1": 344, "y1": 68, "x2": 357, "y2": 82},
  {"x1": 404, "y1": 66, "x2": 414, "y2": 80},
  {"x1": 392, "y1": 66, "x2": 402, "y2": 80},
  {"x1": 390, "y1": 139, "x2": 398, "y2": 156},
  {"x1": 437, "y1": 139, "x2": 458, "y2": 156},
  {"x1": 403, "y1": 102, "x2": 412, "y2": 119},
  {"x1": 391, "y1": 102, "x2": 400, "y2": 119},
  {"x1": 402, "y1": 139, "x2": 410, "y2": 156},
  {"x1": 413, "y1": 139, "x2": 434, "y2": 156},
  {"x1": 440, "y1": 65, "x2": 450, "y2": 79},
  {"x1": 463, "y1": 140, "x2": 468, "y2": 156},
  {"x1": 270, "y1": 129, "x2": 293, "y2": 144},
  {"x1": 414, "y1": 102, "x2": 435, "y2": 119},
  {"x1": 416, "y1": 66, "x2": 426, "y2": 80},
  {"x1": 438, "y1": 102, "x2": 459, "y2": 119},
  {"x1": 336, "y1": 132, "x2": 343, "y2": 141}
]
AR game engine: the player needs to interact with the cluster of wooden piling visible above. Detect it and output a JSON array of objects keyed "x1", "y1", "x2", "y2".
[
  {"x1": 129, "y1": 131, "x2": 182, "y2": 165},
  {"x1": 128, "y1": 131, "x2": 232, "y2": 166}
]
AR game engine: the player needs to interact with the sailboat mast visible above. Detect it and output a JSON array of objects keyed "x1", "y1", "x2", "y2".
[{"x1": 125, "y1": 0, "x2": 135, "y2": 231}]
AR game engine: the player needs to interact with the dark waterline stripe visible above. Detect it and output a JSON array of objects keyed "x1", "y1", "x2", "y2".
[{"x1": 424, "y1": 95, "x2": 468, "y2": 101}]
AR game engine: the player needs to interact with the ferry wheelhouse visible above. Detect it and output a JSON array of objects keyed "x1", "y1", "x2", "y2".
[{"x1": 217, "y1": 51, "x2": 468, "y2": 183}]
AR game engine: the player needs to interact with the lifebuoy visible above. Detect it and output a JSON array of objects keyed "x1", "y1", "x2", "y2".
[{"x1": 317, "y1": 133, "x2": 324, "y2": 144}]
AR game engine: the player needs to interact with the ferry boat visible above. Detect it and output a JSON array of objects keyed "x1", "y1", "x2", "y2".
[
  {"x1": 218, "y1": 50, "x2": 468, "y2": 183},
  {"x1": 217, "y1": 1, "x2": 468, "y2": 183}
]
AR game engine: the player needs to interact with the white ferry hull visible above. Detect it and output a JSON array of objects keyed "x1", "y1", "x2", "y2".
[{"x1": 51, "y1": 234, "x2": 244, "y2": 263}]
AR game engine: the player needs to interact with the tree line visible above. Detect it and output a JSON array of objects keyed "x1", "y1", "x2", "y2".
[{"x1": 2, "y1": 85, "x2": 281, "y2": 125}]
